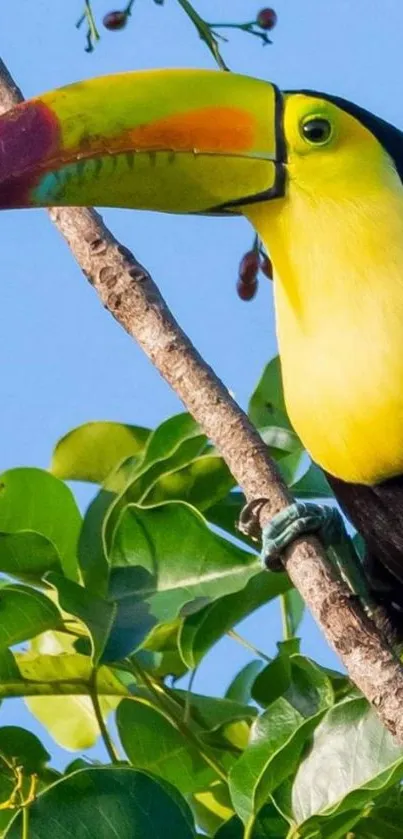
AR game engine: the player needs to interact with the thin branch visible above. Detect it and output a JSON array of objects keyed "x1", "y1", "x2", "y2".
[
  {"x1": 89, "y1": 669, "x2": 121, "y2": 764},
  {"x1": 1, "y1": 60, "x2": 403, "y2": 741},
  {"x1": 128, "y1": 658, "x2": 227, "y2": 780},
  {"x1": 176, "y1": 0, "x2": 229, "y2": 70},
  {"x1": 280, "y1": 595, "x2": 292, "y2": 642},
  {"x1": 227, "y1": 629, "x2": 271, "y2": 663}
]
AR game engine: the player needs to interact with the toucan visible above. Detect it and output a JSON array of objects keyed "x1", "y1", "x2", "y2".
[{"x1": 2, "y1": 68, "x2": 403, "y2": 631}]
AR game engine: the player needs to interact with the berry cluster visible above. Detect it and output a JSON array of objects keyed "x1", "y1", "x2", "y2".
[
  {"x1": 237, "y1": 247, "x2": 273, "y2": 301},
  {"x1": 103, "y1": 6, "x2": 277, "y2": 33}
]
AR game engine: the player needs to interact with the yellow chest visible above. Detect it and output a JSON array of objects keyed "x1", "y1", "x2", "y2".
[{"x1": 247, "y1": 189, "x2": 403, "y2": 485}]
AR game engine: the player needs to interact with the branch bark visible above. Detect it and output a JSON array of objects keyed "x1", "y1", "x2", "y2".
[{"x1": 2, "y1": 57, "x2": 403, "y2": 740}]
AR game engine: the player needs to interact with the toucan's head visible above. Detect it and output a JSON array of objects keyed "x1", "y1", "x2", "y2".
[{"x1": 0, "y1": 68, "x2": 402, "y2": 216}]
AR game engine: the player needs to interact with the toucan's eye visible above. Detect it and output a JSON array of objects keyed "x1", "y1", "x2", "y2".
[{"x1": 301, "y1": 117, "x2": 332, "y2": 145}]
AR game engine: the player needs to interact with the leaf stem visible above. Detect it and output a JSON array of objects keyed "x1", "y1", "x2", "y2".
[
  {"x1": 184, "y1": 667, "x2": 197, "y2": 725},
  {"x1": 89, "y1": 669, "x2": 120, "y2": 764},
  {"x1": 243, "y1": 818, "x2": 255, "y2": 839},
  {"x1": 21, "y1": 806, "x2": 29, "y2": 839},
  {"x1": 176, "y1": 0, "x2": 229, "y2": 70},
  {"x1": 128, "y1": 658, "x2": 228, "y2": 781},
  {"x1": 83, "y1": 0, "x2": 100, "y2": 52},
  {"x1": 280, "y1": 594, "x2": 292, "y2": 641},
  {"x1": 227, "y1": 629, "x2": 271, "y2": 663}
]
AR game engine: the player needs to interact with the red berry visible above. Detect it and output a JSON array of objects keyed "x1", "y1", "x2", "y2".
[
  {"x1": 238, "y1": 250, "x2": 260, "y2": 285},
  {"x1": 260, "y1": 254, "x2": 273, "y2": 280},
  {"x1": 237, "y1": 277, "x2": 258, "y2": 301},
  {"x1": 103, "y1": 10, "x2": 128, "y2": 30},
  {"x1": 256, "y1": 8, "x2": 277, "y2": 30}
]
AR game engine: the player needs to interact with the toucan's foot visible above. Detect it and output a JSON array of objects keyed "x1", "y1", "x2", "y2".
[
  {"x1": 261, "y1": 501, "x2": 343, "y2": 569},
  {"x1": 240, "y1": 499, "x2": 376, "y2": 618}
]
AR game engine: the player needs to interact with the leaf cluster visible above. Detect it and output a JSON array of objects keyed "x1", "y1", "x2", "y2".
[{"x1": 0, "y1": 358, "x2": 399, "y2": 837}]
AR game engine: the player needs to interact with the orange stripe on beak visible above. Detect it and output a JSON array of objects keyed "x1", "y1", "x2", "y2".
[{"x1": 77, "y1": 106, "x2": 257, "y2": 157}]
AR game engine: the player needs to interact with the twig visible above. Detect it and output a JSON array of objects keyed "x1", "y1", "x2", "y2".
[
  {"x1": 1, "y1": 59, "x2": 403, "y2": 741},
  {"x1": 176, "y1": 0, "x2": 229, "y2": 70},
  {"x1": 280, "y1": 595, "x2": 292, "y2": 641},
  {"x1": 227, "y1": 629, "x2": 271, "y2": 663},
  {"x1": 128, "y1": 658, "x2": 227, "y2": 780},
  {"x1": 89, "y1": 669, "x2": 121, "y2": 763}
]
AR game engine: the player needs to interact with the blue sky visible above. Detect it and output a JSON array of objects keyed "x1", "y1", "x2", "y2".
[{"x1": 1, "y1": 0, "x2": 402, "y2": 765}]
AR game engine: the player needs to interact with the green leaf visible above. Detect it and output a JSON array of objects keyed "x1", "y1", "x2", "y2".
[
  {"x1": 0, "y1": 468, "x2": 81, "y2": 581},
  {"x1": 0, "y1": 585, "x2": 61, "y2": 647},
  {"x1": 140, "y1": 413, "x2": 203, "y2": 472},
  {"x1": 285, "y1": 655, "x2": 334, "y2": 717},
  {"x1": 0, "y1": 532, "x2": 63, "y2": 584},
  {"x1": 78, "y1": 489, "x2": 114, "y2": 595},
  {"x1": 143, "y1": 454, "x2": 234, "y2": 511},
  {"x1": 229, "y1": 698, "x2": 326, "y2": 828},
  {"x1": 214, "y1": 802, "x2": 288, "y2": 838},
  {"x1": 248, "y1": 357, "x2": 293, "y2": 431},
  {"x1": 78, "y1": 414, "x2": 209, "y2": 593},
  {"x1": 28, "y1": 691, "x2": 119, "y2": 752},
  {"x1": 354, "y1": 806, "x2": 403, "y2": 837},
  {"x1": 291, "y1": 463, "x2": 334, "y2": 499},
  {"x1": 47, "y1": 573, "x2": 115, "y2": 664},
  {"x1": 276, "y1": 450, "x2": 304, "y2": 486},
  {"x1": 117, "y1": 699, "x2": 217, "y2": 795},
  {"x1": 19, "y1": 647, "x2": 127, "y2": 693},
  {"x1": 24, "y1": 634, "x2": 126, "y2": 750},
  {"x1": 179, "y1": 570, "x2": 291, "y2": 669},
  {"x1": 251, "y1": 655, "x2": 292, "y2": 708},
  {"x1": 5, "y1": 767, "x2": 196, "y2": 838},
  {"x1": 51, "y1": 421, "x2": 150, "y2": 483},
  {"x1": 225, "y1": 661, "x2": 265, "y2": 705},
  {"x1": 252, "y1": 653, "x2": 333, "y2": 716},
  {"x1": 170, "y1": 690, "x2": 257, "y2": 732},
  {"x1": 292, "y1": 697, "x2": 403, "y2": 831},
  {"x1": 0, "y1": 726, "x2": 50, "y2": 774},
  {"x1": 120, "y1": 413, "x2": 207, "y2": 505},
  {"x1": 259, "y1": 426, "x2": 302, "y2": 457},
  {"x1": 110, "y1": 501, "x2": 259, "y2": 626},
  {"x1": 47, "y1": 572, "x2": 155, "y2": 663},
  {"x1": 191, "y1": 780, "x2": 234, "y2": 835}
]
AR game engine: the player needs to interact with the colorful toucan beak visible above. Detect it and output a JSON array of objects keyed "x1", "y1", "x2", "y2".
[{"x1": 0, "y1": 69, "x2": 285, "y2": 214}]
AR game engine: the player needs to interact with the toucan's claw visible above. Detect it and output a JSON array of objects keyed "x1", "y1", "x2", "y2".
[
  {"x1": 261, "y1": 501, "x2": 341, "y2": 567},
  {"x1": 260, "y1": 501, "x2": 377, "y2": 617}
]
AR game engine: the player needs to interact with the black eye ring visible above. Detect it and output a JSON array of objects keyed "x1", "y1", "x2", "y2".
[{"x1": 301, "y1": 117, "x2": 332, "y2": 145}]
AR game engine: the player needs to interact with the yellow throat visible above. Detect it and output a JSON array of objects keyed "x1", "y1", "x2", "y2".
[{"x1": 247, "y1": 96, "x2": 403, "y2": 486}]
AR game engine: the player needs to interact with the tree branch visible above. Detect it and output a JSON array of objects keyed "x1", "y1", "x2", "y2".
[{"x1": 1, "y1": 57, "x2": 403, "y2": 740}]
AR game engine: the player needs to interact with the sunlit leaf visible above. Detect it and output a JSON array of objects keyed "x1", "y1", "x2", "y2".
[
  {"x1": 51, "y1": 421, "x2": 150, "y2": 484},
  {"x1": 110, "y1": 501, "x2": 259, "y2": 627},
  {"x1": 0, "y1": 585, "x2": 61, "y2": 647},
  {"x1": 248, "y1": 357, "x2": 293, "y2": 431},
  {"x1": 143, "y1": 454, "x2": 234, "y2": 511},
  {"x1": 293, "y1": 697, "x2": 403, "y2": 833},
  {"x1": 229, "y1": 698, "x2": 326, "y2": 828},
  {"x1": 191, "y1": 780, "x2": 234, "y2": 835},
  {"x1": 24, "y1": 634, "x2": 125, "y2": 750},
  {"x1": 0, "y1": 469, "x2": 81, "y2": 581}
]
